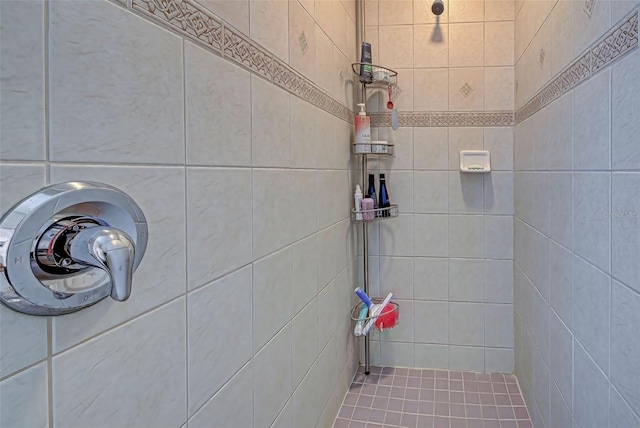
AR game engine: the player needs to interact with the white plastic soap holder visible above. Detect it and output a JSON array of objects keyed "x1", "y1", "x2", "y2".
[{"x1": 460, "y1": 150, "x2": 491, "y2": 173}]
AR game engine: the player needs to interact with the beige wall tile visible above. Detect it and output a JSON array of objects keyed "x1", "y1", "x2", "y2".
[
  {"x1": 414, "y1": 24, "x2": 449, "y2": 68},
  {"x1": 414, "y1": 68, "x2": 450, "y2": 110},
  {"x1": 250, "y1": 0, "x2": 290, "y2": 61},
  {"x1": 449, "y1": 22, "x2": 484, "y2": 66},
  {"x1": 414, "y1": 127, "x2": 449, "y2": 170},
  {"x1": 449, "y1": 0, "x2": 485, "y2": 22},
  {"x1": 379, "y1": 0, "x2": 414, "y2": 24},
  {"x1": 316, "y1": 26, "x2": 335, "y2": 92},
  {"x1": 449, "y1": 67, "x2": 485, "y2": 111},
  {"x1": 485, "y1": 21, "x2": 514, "y2": 66},
  {"x1": 365, "y1": 0, "x2": 379, "y2": 24},
  {"x1": 197, "y1": 0, "x2": 249, "y2": 33},
  {"x1": 379, "y1": 25, "x2": 415, "y2": 68},
  {"x1": 449, "y1": 127, "x2": 483, "y2": 169},
  {"x1": 290, "y1": 0, "x2": 317, "y2": 81},
  {"x1": 485, "y1": 66, "x2": 514, "y2": 110},
  {"x1": 485, "y1": 0, "x2": 514, "y2": 21}
]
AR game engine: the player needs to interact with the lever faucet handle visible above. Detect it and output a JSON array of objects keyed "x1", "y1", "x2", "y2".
[{"x1": 69, "y1": 227, "x2": 136, "y2": 302}]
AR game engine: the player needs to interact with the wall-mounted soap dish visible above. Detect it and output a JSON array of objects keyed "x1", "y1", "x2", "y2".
[{"x1": 460, "y1": 150, "x2": 491, "y2": 173}]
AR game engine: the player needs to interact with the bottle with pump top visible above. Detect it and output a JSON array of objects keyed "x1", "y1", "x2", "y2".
[
  {"x1": 379, "y1": 174, "x2": 390, "y2": 217},
  {"x1": 367, "y1": 174, "x2": 378, "y2": 216}
]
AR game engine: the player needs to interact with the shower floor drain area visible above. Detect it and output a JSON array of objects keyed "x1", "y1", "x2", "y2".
[{"x1": 333, "y1": 366, "x2": 532, "y2": 428}]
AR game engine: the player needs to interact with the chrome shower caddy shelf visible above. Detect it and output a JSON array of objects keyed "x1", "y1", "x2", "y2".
[
  {"x1": 350, "y1": 299, "x2": 400, "y2": 322},
  {"x1": 353, "y1": 143, "x2": 395, "y2": 156},
  {"x1": 351, "y1": 63, "x2": 398, "y2": 87},
  {"x1": 351, "y1": 204, "x2": 399, "y2": 222},
  {"x1": 350, "y1": 299, "x2": 400, "y2": 334}
]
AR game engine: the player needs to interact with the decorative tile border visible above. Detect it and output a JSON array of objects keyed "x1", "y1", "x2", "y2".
[
  {"x1": 127, "y1": 0, "x2": 640, "y2": 129},
  {"x1": 516, "y1": 8, "x2": 638, "y2": 124},
  {"x1": 370, "y1": 111, "x2": 514, "y2": 127},
  {"x1": 119, "y1": 0, "x2": 516, "y2": 129},
  {"x1": 130, "y1": 0, "x2": 353, "y2": 123},
  {"x1": 133, "y1": 0, "x2": 224, "y2": 52}
]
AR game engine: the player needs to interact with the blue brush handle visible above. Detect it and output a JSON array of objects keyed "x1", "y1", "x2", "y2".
[{"x1": 354, "y1": 287, "x2": 373, "y2": 308}]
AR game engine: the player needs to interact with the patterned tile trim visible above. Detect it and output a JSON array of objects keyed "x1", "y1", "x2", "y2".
[
  {"x1": 516, "y1": 8, "x2": 638, "y2": 124},
  {"x1": 130, "y1": 0, "x2": 353, "y2": 124},
  {"x1": 370, "y1": 111, "x2": 514, "y2": 127},
  {"x1": 132, "y1": 0, "x2": 224, "y2": 52}
]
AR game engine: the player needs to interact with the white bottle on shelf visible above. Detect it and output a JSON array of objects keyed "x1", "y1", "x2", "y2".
[{"x1": 354, "y1": 184, "x2": 363, "y2": 221}]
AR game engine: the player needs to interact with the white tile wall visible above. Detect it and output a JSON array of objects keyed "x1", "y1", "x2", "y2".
[
  {"x1": 188, "y1": 267, "x2": 253, "y2": 415},
  {"x1": 612, "y1": 49, "x2": 640, "y2": 171},
  {"x1": 189, "y1": 362, "x2": 254, "y2": 428},
  {"x1": 49, "y1": 0, "x2": 185, "y2": 165},
  {"x1": 188, "y1": 167, "x2": 253, "y2": 288},
  {"x1": 515, "y1": 3, "x2": 640, "y2": 425},
  {"x1": 0, "y1": 1, "x2": 358, "y2": 426},
  {"x1": 52, "y1": 299, "x2": 187, "y2": 428},
  {"x1": 0, "y1": 0, "x2": 45, "y2": 161},
  {"x1": 185, "y1": 43, "x2": 252, "y2": 167},
  {"x1": 50, "y1": 165, "x2": 187, "y2": 351},
  {"x1": 254, "y1": 325, "x2": 293, "y2": 427},
  {"x1": 0, "y1": 362, "x2": 48, "y2": 428}
]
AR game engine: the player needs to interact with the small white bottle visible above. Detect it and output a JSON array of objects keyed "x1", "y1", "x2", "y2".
[{"x1": 354, "y1": 184, "x2": 363, "y2": 221}]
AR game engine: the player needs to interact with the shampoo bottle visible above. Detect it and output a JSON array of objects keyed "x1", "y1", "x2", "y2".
[
  {"x1": 354, "y1": 184, "x2": 363, "y2": 221},
  {"x1": 354, "y1": 104, "x2": 371, "y2": 145}
]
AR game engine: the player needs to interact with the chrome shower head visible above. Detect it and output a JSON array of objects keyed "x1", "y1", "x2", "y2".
[{"x1": 432, "y1": 0, "x2": 444, "y2": 15}]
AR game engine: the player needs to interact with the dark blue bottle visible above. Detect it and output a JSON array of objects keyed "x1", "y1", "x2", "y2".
[
  {"x1": 367, "y1": 174, "x2": 378, "y2": 216},
  {"x1": 379, "y1": 174, "x2": 390, "y2": 217}
]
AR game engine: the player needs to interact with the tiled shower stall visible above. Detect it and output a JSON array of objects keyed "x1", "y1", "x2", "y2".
[{"x1": 0, "y1": 0, "x2": 638, "y2": 427}]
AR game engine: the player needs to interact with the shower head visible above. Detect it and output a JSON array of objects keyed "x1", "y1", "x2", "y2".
[{"x1": 432, "y1": 0, "x2": 444, "y2": 15}]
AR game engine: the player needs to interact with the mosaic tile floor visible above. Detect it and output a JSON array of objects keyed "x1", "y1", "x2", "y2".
[{"x1": 333, "y1": 366, "x2": 532, "y2": 428}]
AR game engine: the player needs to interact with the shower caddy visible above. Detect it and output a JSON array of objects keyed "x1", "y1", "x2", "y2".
[{"x1": 351, "y1": 63, "x2": 400, "y2": 375}]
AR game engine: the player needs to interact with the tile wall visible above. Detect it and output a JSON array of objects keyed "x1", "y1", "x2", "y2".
[
  {"x1": 0, "y1": 0, "x2": 361, "y2": 426},
  {"x1": 358, "y1": 0, "x2": 516, "y2": 373},
  {"x1": 513, "y1": 1, "x2": 640, "y2": 427}
]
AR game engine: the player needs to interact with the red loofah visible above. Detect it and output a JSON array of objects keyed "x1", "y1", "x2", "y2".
[{"x1": 375, "y1": 303, "x2": 398, "y2": 330}]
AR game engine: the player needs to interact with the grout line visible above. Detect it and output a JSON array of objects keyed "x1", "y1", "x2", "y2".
[
  {"x1": 43, "y1": 1, "x2": 53, "y2": 426},
  {"x1": 181, "y1": 38, "x2": 190, "y2": 421}
]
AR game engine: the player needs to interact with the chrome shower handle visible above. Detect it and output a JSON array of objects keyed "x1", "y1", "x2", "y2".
[{"x1": 69, "y1": 227, "x2": 135, "y2": 301}]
